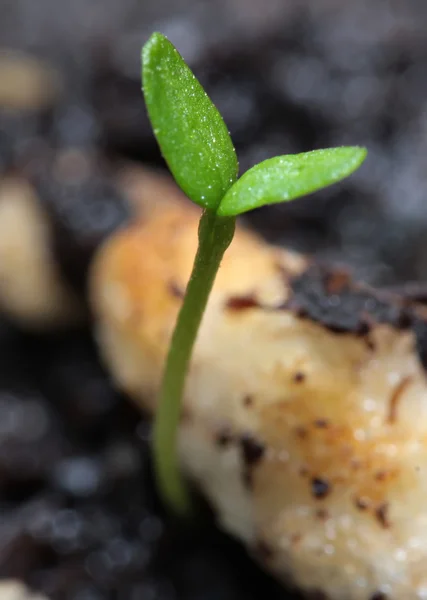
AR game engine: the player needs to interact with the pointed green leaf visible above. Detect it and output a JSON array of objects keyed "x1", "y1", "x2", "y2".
[
  {"x1": 142, "y1": 33, "x2": 238, "y2": 210},
  {"x1": 217, "y1": 147, "x2": 367, "y2": 217}
]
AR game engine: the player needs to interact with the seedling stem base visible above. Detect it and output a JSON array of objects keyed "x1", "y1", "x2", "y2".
[{"x1": 153, "y1": 209, "x2": 235, "y2": 515}]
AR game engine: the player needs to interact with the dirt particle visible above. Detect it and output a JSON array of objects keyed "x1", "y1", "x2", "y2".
[
  {"x1": 351, "y1": 458, "x2": 363, "y2": 470},
  {"x1": 284, "y1": 265, "x2": 427, "y2": 374},
  {"x1": 240, "y1": 433, "x2": 265, "y2": 489},
  {"x1": 215, "y1": 427, "x2": 233, "y2": 447},
  {"x1": 225, "y1": 295, "x2": 260, "y2": 311},
  {"x1": 290, "y1": 533, "x2": 302, "y2": 546},
  {"x1": 311, "y1": 477, "x2": 331, "y2": 499},
  {"x1": 365, "y1": 337, "x2": 376, "y2": 351},
  {"x1": 243, "y1": 395, "x2": 254, "y2": 408},
  {"x1": 295, "y1": 426, "x2": 308, "y2": 439},
  {"x1": 354, "y1": 497, "x2": 370, "y2": 510},
  {"x1": 168, "y1": 281, "x2": 184, "y2": 299},
  {"x1": 314, "y1": 419, "x2": 329, "y2": 429},
  {"x1": 375, "y1": 503, "x2": 390, "y2": 528},
  {"x1": 388, "y1": 376, "x2": 412, "y2": 424},
  {"x1": 299, "y1": 465, "x2": 309, "y2": 477},
  {"x1": 293, "y1": 371, "x2": 306, "y2": 383},
  {"x1": 240, "y1": 433, "x2": 265, "y2": 466},
  {"x1": 374, "y1": 470, "x2": 387, "y2": 482},
  {"x1": 316, "y1": 509, "x2": 329, "y2": 521}
]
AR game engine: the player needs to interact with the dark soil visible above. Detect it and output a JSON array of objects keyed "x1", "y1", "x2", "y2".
[
  {"x1": 0, "y1": 322, "x2": 290, "y2": 599},
  {"x1": 1, "y1": 1, "x2": 427, "y2": 598}
]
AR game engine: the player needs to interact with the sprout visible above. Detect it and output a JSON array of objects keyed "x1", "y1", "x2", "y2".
[{"x1": 141, "y1": 32, "x2": 367, "y2": 515}]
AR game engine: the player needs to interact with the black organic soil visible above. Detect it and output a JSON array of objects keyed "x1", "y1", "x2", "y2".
[{"x1": 0, "y1": 322, "x2": 296, "y2": 600}]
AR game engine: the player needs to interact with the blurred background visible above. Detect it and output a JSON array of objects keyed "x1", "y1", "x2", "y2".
[
  {"x1": 0, "y1": 1, "x2": 426, "y2": 599},
  {"x1": 3, "y1": 0, "x2": 427, "y2": 284}
]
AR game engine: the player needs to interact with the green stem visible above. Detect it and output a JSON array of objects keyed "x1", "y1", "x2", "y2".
[{"x1": 153, "y1": 209, "x2": 236, "y2": 516}]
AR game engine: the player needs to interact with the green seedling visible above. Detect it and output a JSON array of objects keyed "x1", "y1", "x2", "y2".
[{"x1": 141, "y1": 32, "x2": 367, "y2": 515}]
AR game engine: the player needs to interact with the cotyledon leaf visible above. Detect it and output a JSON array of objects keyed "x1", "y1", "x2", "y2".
[
  {"x1": 142, "y1": 32, "x2": 238, "y2": 210},
  {"x1": 217, "y1": 147, "x2": 367, "y2": 217}
]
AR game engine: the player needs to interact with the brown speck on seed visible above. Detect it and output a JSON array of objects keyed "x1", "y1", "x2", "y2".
[
  {"x1": 291, "y1": 533, "x2": 302, "y2": 546},
  {"x1": 365, "y1": 337, "x2": 376, "y2": 351},
  {"x1": 243, "y1": 395, "x2": 254, "y2": 408},
  {"x1": 351, "y1": 458, "x2": 363, "y2": 470},
  {"x1": 215, "y1": 427, "x2": 233, "y2": 447},
  {"x1": 375, "y1": 470, "x2": 387, "y2": 482},
  {"x1": 354, "y1": 497, "x2": 370, "y2": 511},
  {"x1": 311, "y1": 477, "x2": 331, "y2": 499},
  {"x1": 388, "y1": 376, "x2": 412, "y2": 424},
  {"x1": 226, "y1": 294, "x2": 260, "y2": 311},
  {"x1": 240, "y1": 433, "x2": 265, "y2": 466},
  {"x1": 316, "y1": 509, "x2": 329, "y2": 520},
  {"x1": 375, "y1": 503, "x2": 390, "y2": 528},
  {"x1": 296, "y1": 426, "x2": 308, "y2": 439},
  {"x1": 168, "y1": 280, "x2": 184, "y2": 299},
  {"x1": 314, "y1": 419, "x2": 329, "y2": 429},
  {"x1": 293, "y1": 371, "x2": 306, "y2": 383},
  {"x1": 240, "y1": 433, "x2": 265, "y2": 489},
  {"x1": 299, "y1": 465, "x2": 309, "y2": 477}
]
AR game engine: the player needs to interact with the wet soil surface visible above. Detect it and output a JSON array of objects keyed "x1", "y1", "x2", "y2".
[
  {"x1": 0, "y1": 321, "x2": 290, "y2": 599},
  {"x1": 1, "y1": 1, "x2": 427, "y2": 598}
]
